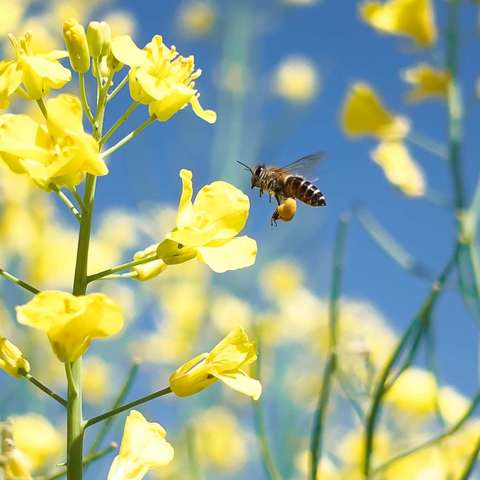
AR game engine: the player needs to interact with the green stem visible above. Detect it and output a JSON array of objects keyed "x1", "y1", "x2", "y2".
[
  {"x1": 87, "y1": 363, "x2": 139, "y2": 456},
  {"x1": 85, "y1": 387, "x2": 172, "y2": 428},
  {"x1": 51, "y1": 185, "x2": 81, "y2": 222},
  {"x1": 185, "y1": 424, "x2": 203, "y2": 480},
  {"x1": 87, "y1": 255, "x2": 158, "y2": 283},
  {"x1": 107, "y1": 73, "x2": 129, "y2": 101},
  {"x1": 373, "y1": 390, "x2": 480, "y2": 475},
  {"x1": 310, "y1": 215, "x2": 349, "y2": 480},
  {"x1": 362, "y1": 248, "x2": 458, "y2": 477},
  {"x1": 406, "y1": 132, "x2": 447, "y2": 160},
  {"x1": 79, "y1": 73, "x2": 95, "y2": 127},
  {"x1": 25, "y1": 374, "x2": 67, "y2": 407},
  {"x1": 70, "y1": 188, "x2": 87, "y2": 213},
  {"x1": 100, "y1": 102, "x2": 138, "y2": 147},
  {"x1": 101, "y1": 116, "x2": 155, "y2": 159},
  {"x1": 0, "y1": 268, "x2": 40, "y2": 294}
]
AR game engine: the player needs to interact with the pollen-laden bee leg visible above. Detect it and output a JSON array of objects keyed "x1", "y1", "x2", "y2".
[
  {"x1": 269, "y1": 193, "x2": 272, "y2": 203},
  {"x1": 275, "y1": 194, "x2": 281, "y2": 205},
  {"x1": 259, "y1": 188, "x2": 263, "y2": 198},
  {"x1": 271, "y1": 208, "x2": 279, "y2": 227}
]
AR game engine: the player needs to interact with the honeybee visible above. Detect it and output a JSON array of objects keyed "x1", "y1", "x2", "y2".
[{"x1": 238, "y1": 152, "x2": 326, "y2": 225}]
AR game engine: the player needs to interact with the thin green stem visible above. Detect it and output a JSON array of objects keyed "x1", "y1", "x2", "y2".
[
  {"x1": 94, "y1": 70, "x2": 114, "y2": 137},
  {"x1": 373, "y1": 390, "x2": 480, "y2": 475},
  {"x1": 87, "y1": 255, "x2": 158, "y2": 283},
  {"x1": 87, "y1": 363, "x2": 139, "y2": 456},
  {"x1": 101, "y1": 116, "x2": 155, "y2": 159},
  {"x1": 51, "y1": 185, "x2": 81, "y2": 222},
  {"x1": 79, "y1": 73, "x2": 95, "y2": 126},
  {"x1": 310, "y1": 215, "x2": 350, "y2": 480},
  {"x1": 185, "y1": 424, "x2": 203, "y2": 480},
  {"x1": 85, "y1": 387, "x2": 172, "y2": 428},
  {"x1": 0, "y1": 268, "x2": 39, "y2": 294},
  {"x1": 407, "y1": 132, "x2": 447, "y2": 160},
  {"x1": 25, "y1": 374, "x2": 67, "y2": 407},
  {"x1": 362, "y1": 248, "x2": 458, "y2": 477},
  {"x1": 70, "y1": 188, "x2": 87, "y2": 213},
  {"x1": 100, "y1": 102, "x2": 139, "y2": 147},
  {"x1": 107, "y1": 73, "x2": 128, "y2": 101}
]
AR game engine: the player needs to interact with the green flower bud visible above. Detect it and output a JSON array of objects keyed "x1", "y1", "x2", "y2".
[
  {"x1": 87, "y1": 21, "x2": 111, "y2": 58},
  {"x1": 63, "y1": 18, "x2": 90, "y2": 73}
]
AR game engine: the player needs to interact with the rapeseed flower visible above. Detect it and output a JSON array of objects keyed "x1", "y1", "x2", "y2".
[
  {"x1": 371, "y1": 141, "x2": 425, "y2": 197},
  {"x1": 360, "y1": 0, "x2": 437, "y2": 47},
  {"x1": 1, "y1": 32, "x2": 71, "y2": 104},
  {"x1": 111, "y1": 34, "x2": 216, "y2": 123},
  {"x1": 107, "y1": 410, "x2": 174, "y2": 480},
  {"x1": 178, "y1": 1, "x2": 216, "y2": 37},
  {"x1": 402, "y1": 64, "x2": 450, "y2": 103},
  {"x1": 0, "y1": 336, "x2": 30, "y2": 377},
  {"x1": 0, "y1": 94, "x2": 107, "y2": 189},
  {"x1": 341, "y1": 83, "x2": 410, "y2": 140},
  {"x1": 169, "y1": 326, "x2": 262, "y2": 399},
  {"x1": 16, "y1": 290, "x2": 124, "y2": 362}
]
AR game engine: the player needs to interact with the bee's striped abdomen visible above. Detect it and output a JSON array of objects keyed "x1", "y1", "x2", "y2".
[{"x1": 284, "y1": 176, "x2": 326, "y2": 207}]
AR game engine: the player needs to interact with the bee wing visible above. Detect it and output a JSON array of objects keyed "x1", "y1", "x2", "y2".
[{"x1": 283, "y1": 152, "x2": 325, "y2": 178}]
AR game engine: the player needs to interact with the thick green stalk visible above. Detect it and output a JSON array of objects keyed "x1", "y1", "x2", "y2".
[{"x1": 310, "y1": 215, "x2": 349, "y2": 480}]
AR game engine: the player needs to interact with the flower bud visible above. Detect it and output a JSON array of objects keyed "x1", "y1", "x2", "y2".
[
  {"x1": 63, "y1": 18, "x2": 90, "y2": 73},
  {"x1": 0, "y1": 337, "x2": 30, "y2": 378},
  {"x1": 87, "y1": 21, "x2": 111, "y2": 58}
]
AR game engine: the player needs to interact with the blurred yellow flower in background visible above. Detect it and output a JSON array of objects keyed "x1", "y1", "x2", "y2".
[
  {"x1": 260, "y1": 259, "x2": 304, "y2": 300},
  {"x1": 103, "y1": 10, "x2": 137, "y2": 37},
  {"x1": 111, "y1": 34, "x2": 216, "y2": 123},
  {"x1": 295, "y1": 450, "x2": 339, "y2": 480},
  {"x1": 108, "y1": 410, "x2": 174, "y2": 480},
  {"x1": 15, "y1": 16, "x2": 58, "y2": 54},
  {"x1": 384, "y1": 447, "x2": 448, "y2": 480},
  {"x1": 402, "y1": 64, "x2": 450, "y2": 103},
  {"x1": 10, "y1": 414, "x2": 63, "y2": 472},
  {"x1": 0, "y1": 0, "x2": 26, "y2": 36},
  {"x1": 371, "y1": 141, "x2": 425, "y2": 197},
  {"x1": 16, "y1": 291, "x2": 124, "y2": 362},
  {"x1": 4, "y1": 32, "x2": 71, "y2": 102},
  {"x1": 360, "y1": 0, "x2": 437, "y2": 47},
  {"x1": 82, "y1": 355, "x2": 111, "y2": 404},
  {"x1": 341, "y1": 82, "x2": 410, "y2": 140},
  {"x1": 210, "y1": 293, "x2": 252, "y2": 334},
  {"x1": 178, "y1": 1, "x2": 216, "y2": 37},
  {"x1": 438, "y1": 386, "x2": 470, "y2": 425},
  {"x1": 385, "y1": 368, "x2": 437, "y2": 416},
  {"x1": 193, "y1": 407, "x2": 248, "y2": 472},
  {"x1": 273, "y1": 55, "x2": 319, "y2": 103},
  {"x1": 0, "y1": 336, "x2": 30, "y2": 378},
  {"x1": 0, "y1": 94, "x2": 107, "y2": 189},
  {"x1": 169, "y1": 326, "x2": 261, "y2": 399}
]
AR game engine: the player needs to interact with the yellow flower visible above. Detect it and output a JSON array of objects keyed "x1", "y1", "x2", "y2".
[
  {"x1": 194, "y1": 407, "x2": 247, "y2": 472},
  {"x1": 340, "y1": 82, "x2": 410, "y2": 140},
  {"x1": 83, "y1": 355, "x2": 111, "y2": 404},
  {"x1": 438, "y1": 386, "x2": 470, "y2": 425},
  {"x1": 0, "y1": 0, "x2": 26, "y2": 36},
  {"x1": 210, "y1": 294, "x2": 252, "y2": 334},
  {"x1": 10, "y1": 414, "x2": 63, "y2": 472},
  {"x1": 260, "y1": 259, "x2": 304, "y2": 300},
  {"x1": 103, "y1": 11, "x2": 137, "y2": 37},
  {"x1": 178, "y1": 1, "x2": 216, "y2": 37},
  {"x1": 2, "y1": 32, "x2": 71, "y2": 103},
  {"x1": 111, "y1": 34, "x2": 216, "y2": 123},
  {"x1": 0, "y1": 94, "x2": 107, "y2": 189},
  {"x1": 16, "y1": 290, "x2": 124, "y2": 362},
  {"x1": 385, "y1": 368, "x2": 437, "y2": 415},
  {"x1": 273, "y1": 56, "x2": 319, "y2": 103},
  {"x1": 338, "y1": 428, "x2": 392, "y2": 467},
  {"x1": 107, "y1": 410, "x2": 174, "y2": 480},
  {"x1": 402, "y1": 64, "x2": 450, "y2": 103},
  {"x1": 371, "y1": 141, "x2": 425, "y2": 197},
  {"x1": 1, "y1": 421, "x2": 32, "y2": 480},
  {"x1": 169, "y1": 326, "x2": 262, "y2": 399},
  {"x1": 384, "y1": 447, "x2": 448, "y2": 480},
  {"x1": 359, "y1": 0, "x2": 437, "y2": 47},
  {"x1": 0, "y1": 336, "x2": 30, "y2": 377}
]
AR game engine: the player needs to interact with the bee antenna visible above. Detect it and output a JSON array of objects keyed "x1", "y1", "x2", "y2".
[{"x1": 236, "y1": 160, "x2": 254, "y2": 174}]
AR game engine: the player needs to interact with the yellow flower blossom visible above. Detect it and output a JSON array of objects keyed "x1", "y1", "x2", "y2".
[
  {"x1": 384, "y1": 447, "x2": 448, "y2": 480},
  {"x1": 193, "y1": 407, "x2": 248, "y2": 472},
  {"x1": 10, "y1": 414, "x2": 63, "y2": 472},
  {"x1": 402, "y1": 63, "x2": 450, "y2": 103},
  {"x1": 371, "y1": 141, "x2": 425, "y2": 197},
  {"x1": 107, "y1": 410, "x2": 174, "y2": 480},
  {"x1": 103, "y1": 11, "x2": 137, "y2": 37},
  {"x1": 16, "y1": 290, "x2": 124, "y2": 362},
  {"x1": 1, "y1": 421, "x2": 32, "y2": 480},
  {"x1": 0, "y1": 336, "x2": 30, "y2": 377},
  {"x1": 385, "y1": 368, "x2": 437, "y2": 415},
  {"x1": 211, "y1": 293, "x2": 252, "y2": 334},
  {"x1": 273, "y1": 56, "x2": 319, "y2": 103},
  {"x1": 438, "y1": 386, "x2": 470, "y2": 425},
  {"x1": 178, "y1": 1, "x2": 216, "y2": 37},
  {"x1": 360, "y1": 0, "x2": 437, "y2": 47},
  {"x1": 260, "y1": 259, "x2": 304, "y2": 300},
  {"x1": 111, "y1": 35, "x2": 216, "y2": 123},
  {"x1": 338, "y1": 428, "x2": 392, "y2": 467},
  {"x1": 169, "y1": 326, "x2": 262, "y2": 399},
  {"x1": 340, "y1": 82, "x2": 410, "y2": 140},
  {"x1": 2, "y1": 32, "x2": 71, "y2": 103},
  {"x1": 83, "y1": 356, "x2": 111, "y2": 404},
  {"x1": 0, "y1": 0, "x2": 26, "y2": 36},
  {"x1": 0, "y1": 94, "x2": 107, "y2": 189}
]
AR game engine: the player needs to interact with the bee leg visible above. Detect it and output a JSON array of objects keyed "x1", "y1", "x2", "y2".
[
  {"x1": 271, "y1": 208, "x2": 279, "y2": 227},
  {"x1": 275, "y1": 194, "x2": 281, "y2": 206},
  {"x1": 269, "y1": 194, "x2": 272, "y2": 203},
  {"x1": 259, "y1": 189, "x2": 263, "y2": 197}
]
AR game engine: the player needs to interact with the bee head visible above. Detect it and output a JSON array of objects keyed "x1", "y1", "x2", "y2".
[{"x1": 251, "y1": 165, "x2": 264, "y2": 188}]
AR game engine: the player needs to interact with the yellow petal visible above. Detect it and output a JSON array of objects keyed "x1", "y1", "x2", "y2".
[
  {"x1": 360, "y1": 0, "x2": 437, "y2": 47},
  {"x1": 176, "y1": 169, "x2": 195, "y2": 228},
  {"x1": 371, "y1": 141, "x2": 425, "y2": 197},
  {"x1": 340, "y1": 82, "x2": 410, "y2": 141},
  {"x1": 197, "y1": 236, "x2": 257, "y2": 273},
  {"x1": 190, "y1": 95, "x2": 217, "y2": 124},
  {"x1": 401, "y1": 63, "x2": 450, "y2": 103},
  {"x1": 0, "y1": 60, "x2": 22, "y2": 108},
  {"x1": 208, "y1": 326, "x2": 257, "y2": 369},
  {"x1": 211, "y1": 370, "x2": 262, "y2": 400},
  {"x1": 148, "y1": 83, "x2": 195, "y2": 121},
  {"x1": 111, "y1": 35, "x2": 147, "y2": 67},
  {"x1": 46, "y1": 94, "x2": 84, "y2": 134}
]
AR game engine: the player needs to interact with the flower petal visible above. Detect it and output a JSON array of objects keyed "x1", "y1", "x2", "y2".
[
  {"x1": 111, "y1": 35, "x2": 147, "y2": 67},
  {"x1": 190, "y1": 95, "x2": 217, "y2": 124},
  {"x1": 211, "y1": 369, "x2": 262, "y2": 400}
]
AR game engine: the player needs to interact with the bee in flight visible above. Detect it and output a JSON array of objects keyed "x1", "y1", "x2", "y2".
[{"x1": 238, "y1": 152, "x2": 326, "y2": 226}]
